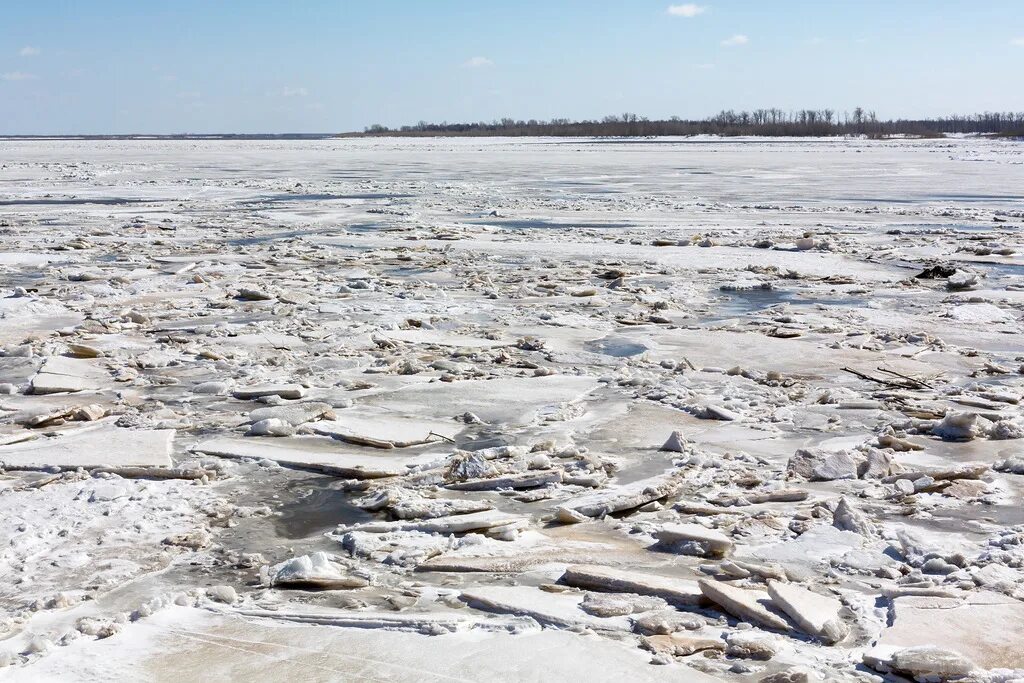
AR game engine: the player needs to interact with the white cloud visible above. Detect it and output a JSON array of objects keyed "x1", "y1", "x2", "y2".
[
  {"x1": 1, "y1": 71, "x2": 36, "y2": 81},
  {"x1": 721, "y1": 34, "x2": 749, "y2": 47},
  {"x1": 695, "y1": 63, "x2": 715, "y2": 69},
  {"x1": 1011, "y1": 37, "x2": 1024, "y2": 46},
  {"x1": 19, "y1": 46, "x2": 40, "y2": 57},
  {"x1": 667, "y1": 4, "x2": 706, "y2": 17},
  {"x1": 807, "y1": 37, "x2": 826, "y2": 45},
  {"x1": 462, "y1": 56, "x2": 494, "y2": 68}
]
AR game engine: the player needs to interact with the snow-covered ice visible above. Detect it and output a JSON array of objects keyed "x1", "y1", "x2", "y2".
[{"x1": 0, "y1": 135, "x2": 1023, "y2": 681}]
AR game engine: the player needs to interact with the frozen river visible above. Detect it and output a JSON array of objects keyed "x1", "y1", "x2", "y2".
[{"x1": 0, "y1": 137, "x2": 1022, "y2": 681}]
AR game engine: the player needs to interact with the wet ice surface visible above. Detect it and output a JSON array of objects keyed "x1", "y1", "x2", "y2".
[
  {"x1": 584, "y1": 336, "x2": 650, "y2": 358},
  {"x1": 0, "y1": 197, "x2": 166, "y2": 206},
  {"x1": 0, "y1": 136, "x2": 1023, "y2": 681},
  {"x1": 274, "y1": 477, "x2": 376, "y2": 539}
]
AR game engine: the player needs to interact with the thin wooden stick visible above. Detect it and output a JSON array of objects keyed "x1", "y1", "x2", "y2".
[
  {"x1": 876, "y1": 367, "x2": 934, "y2": 390},
  {"x1": 841, "y1": 367, "x2": 907, "y2": 389},
  {"x1": 428, "y1": 431, "x2": 456, "y2": 444}
]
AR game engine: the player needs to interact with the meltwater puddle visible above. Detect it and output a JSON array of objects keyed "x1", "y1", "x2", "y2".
[
  {"x1": 274, "y1": 478, "x2": 376, "y2": 539},
  {"x1": 584, "y1": 336, "x2": 650, "y2": 357},
  {"x1": 706, "y1": 288, "x2": 868, "y2": 322}
]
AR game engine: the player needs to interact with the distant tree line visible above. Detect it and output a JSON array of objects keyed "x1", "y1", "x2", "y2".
[{"x1": 355, "y1": 109, "x2": 1024, "y2": 138}]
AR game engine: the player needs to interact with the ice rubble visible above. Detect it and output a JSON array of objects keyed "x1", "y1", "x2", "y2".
[{"x1": 0, "y1": 136, "x2": 1023, "y2": 681}]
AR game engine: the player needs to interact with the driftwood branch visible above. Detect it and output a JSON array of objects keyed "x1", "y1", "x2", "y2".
[
  {"x1": 876, "y1": 367, "x2": 934, "y2": 390},
  {"x1": 841, "y1": 367, "x2": 908, "y2": 389},
  {"x1": 428, "y1": 431, "x2": 456, "y2": 444}
]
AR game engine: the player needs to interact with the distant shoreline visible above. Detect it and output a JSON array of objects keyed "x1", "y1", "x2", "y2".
[{"x1": 0, "y1": 132, "x2": 1019, "y2": 142}]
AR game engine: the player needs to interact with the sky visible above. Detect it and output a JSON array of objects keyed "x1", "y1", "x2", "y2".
[{"x1": 2, "y1": 0, "x2": 1023, "y2": 134}]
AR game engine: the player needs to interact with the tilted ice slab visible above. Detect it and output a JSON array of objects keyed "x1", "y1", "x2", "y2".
[
  {"x1": 340, "y1": 509, "x2": 524, "y2": 535},
  {"x1": 558, "y1": 471, "x2": 685, "y2": 517},
  {"x1": 192, "y1": 436, "x2": 441, "y2": 477},
  {"x1": 460, "y1": 585, "x2": 635, "y2": 632},
  {"x1": 562, "y1": 564, "x2": 706, "y2": 607},
  {"x1": 0, "y1": 425, "x2": 174, "y2": 469},
  {"x1": 766, "y1": 580, "x2": 848, "y2": 644},
  {"x1": 698, "y1": 579, "x2": 791, "y2": 632}
]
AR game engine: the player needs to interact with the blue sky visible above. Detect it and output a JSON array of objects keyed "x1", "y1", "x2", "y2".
[{"x1": 2, "y1": 0, "x2": 1023, "y2": 134}]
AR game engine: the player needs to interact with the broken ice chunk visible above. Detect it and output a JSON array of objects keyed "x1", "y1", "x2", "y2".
[{"x1": 269, "y1": 552, "x2": 369, "y2": 590}]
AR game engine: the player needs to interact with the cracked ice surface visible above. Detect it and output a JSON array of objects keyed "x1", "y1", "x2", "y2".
[{"x1": 0, "y1": 136, "x2": 1023, "y2": 681}]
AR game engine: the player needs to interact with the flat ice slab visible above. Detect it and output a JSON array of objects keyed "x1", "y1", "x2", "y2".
[
  {"x1": 362, "y1": 375, "x2": 599, "y2": 425},
  {"x1": 870, "y1": 591, "x2": 1024, "y2": 670},
  {"x1": 0, "y1": 426, "x2": 174, "y2": 469},
  {"x1": 192, "y1": 436, "x2": 440, "y2": 477},
  {"x1": 381, "y1": 328, "x2": 512, "y2": 348},
  {"x1": 309, "y1": 409, "x2": 459, "y2": 448},
  {"x1": 5, "y1": 607, "x2": 726, "y2": 682},
  {"x1": 29, "y1": 357, "x2": 110, "y2": 394}
]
